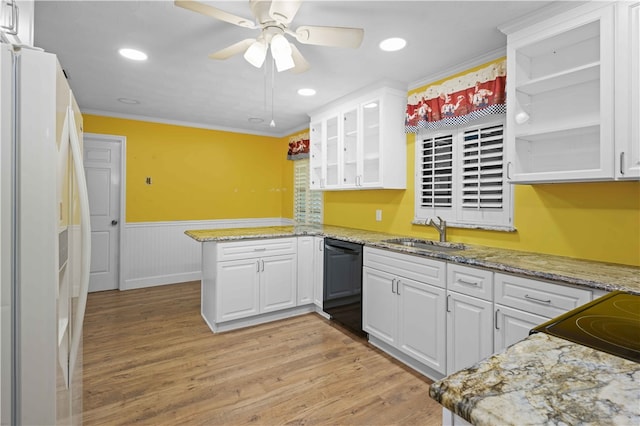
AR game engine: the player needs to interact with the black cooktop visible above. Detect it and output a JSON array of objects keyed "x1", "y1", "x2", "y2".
[{"x1": 532, "y1": 291, "x2": 640, "y2": 363}]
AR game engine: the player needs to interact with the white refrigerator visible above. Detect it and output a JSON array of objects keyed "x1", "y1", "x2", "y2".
[{"x1": 0, "y1": 42, "x2": 91, "y2": 425}]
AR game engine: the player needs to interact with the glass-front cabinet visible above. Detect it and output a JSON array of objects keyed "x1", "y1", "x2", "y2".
[
  {"x1": 503, "y1": 2, "x2": 638, "y2": 183},
  {"x1": 309, "y1": 85, "x2": 406, "y2": 190},
  {"x1": 361, "y1": 99, "x2": 381, "y2": 187}
]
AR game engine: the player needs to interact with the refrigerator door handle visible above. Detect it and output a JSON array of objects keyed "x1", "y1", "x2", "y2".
[{"x1": 67, "y1": 105, "x2": 91, "y2": 381}]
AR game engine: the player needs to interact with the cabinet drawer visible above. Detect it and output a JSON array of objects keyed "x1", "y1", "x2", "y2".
[
  {"x1": 216, "y1": 237, "x2": 296, "y2": 262},
  {"x1": 447, "y1": 264, "x2": 493, "y2": 301},
  {"x1": 494, "y1": 273, "x2": 592, "y2": 318},
  {"x1": 364, "y1": 247, "x2": 446, "y2": 288}
]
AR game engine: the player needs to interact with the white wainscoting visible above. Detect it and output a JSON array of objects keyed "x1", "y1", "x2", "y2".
[{"x1": 122, "y1": 218, "x2": 294, "y2": 290}]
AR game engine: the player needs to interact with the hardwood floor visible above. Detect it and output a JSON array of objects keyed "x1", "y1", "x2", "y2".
[{"x1": 83, "y1": 281, "x2": 443, "y2": 425}]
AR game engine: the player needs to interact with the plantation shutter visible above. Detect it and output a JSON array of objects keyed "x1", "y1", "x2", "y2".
[
  {"x1": 461, "y1": 124, "x2": 504, "y2": 209},
  {"x1": 294, "y1": 160, "x2": 323, "y2": 224},
  {"x1": 420, "y1": 134, "x2": 454, "y2": 208}
]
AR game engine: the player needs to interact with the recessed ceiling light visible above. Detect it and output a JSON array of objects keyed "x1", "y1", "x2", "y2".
[
  {"x1": 379, "y1": 37, "x2": 407, "y2": 52},
  {"x1": 363, "y1": 102, "x2": 378, "y2": 109},
  {"x1": 118, "y1": 48, "x2": 148, "y2": 61},
  {"x1": 297, "y1": 88, "x2": 316, "y2": 96},
  {"x1": 248, "y1": 117, "x2": 264, "y2": 123},
  {"x1": 117, "y1": 98, "x2": 140, "y2": 104}
]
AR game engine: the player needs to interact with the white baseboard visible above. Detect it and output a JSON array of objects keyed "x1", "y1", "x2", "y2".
[
  {"x1": 123, "y1": 272, "x2": 202, "y2": 290},
  {"x1": 121, "y1": 217, "x2": 294, "y2": 291}
]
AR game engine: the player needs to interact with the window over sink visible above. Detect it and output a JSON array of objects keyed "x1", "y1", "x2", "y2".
[{"x1": 414, "y1": 116, "x2": 514, "y2": 230}]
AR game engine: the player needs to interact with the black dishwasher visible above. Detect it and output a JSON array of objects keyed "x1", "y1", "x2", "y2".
[{"x1": 323, "y1": 238, "x2": 365, "y2": 337}]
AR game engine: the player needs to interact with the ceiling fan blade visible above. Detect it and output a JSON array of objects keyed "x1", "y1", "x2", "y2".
[
  {"x1": 174, "y1": 0, "x2": 256, "y2": 29},
  {"x1": 269, "y1": 0, "x2": 302, "y2": 25},
  {"x1": 293, "y1": 25, "x2": 364, "y2": 48},
  {"x1": 290, "y1": 43, "x2": 310, "y2": 74},
  {"x1": 208, "y1": 39, "x2": 256, "y2": 60}
]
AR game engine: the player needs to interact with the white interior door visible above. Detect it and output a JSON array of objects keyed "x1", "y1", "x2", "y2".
[{"x1": 83, "y1": 136, "x2": 121, "y2": 292}]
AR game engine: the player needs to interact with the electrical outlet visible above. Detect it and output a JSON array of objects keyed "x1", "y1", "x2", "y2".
[{"x1": 375, "y1": 209, "x2": 382, "y2": 222}]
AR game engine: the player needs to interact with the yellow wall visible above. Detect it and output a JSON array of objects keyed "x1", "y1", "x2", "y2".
[
  {"x1": 323, "y1": 133, "x2": 640, "y2": 267},
  {"x1": 83, "y1": 114, "x2": 639, "y2": 267},
  {"x1": 83, "y1": 115, "x2": 293, "y2": 222}
]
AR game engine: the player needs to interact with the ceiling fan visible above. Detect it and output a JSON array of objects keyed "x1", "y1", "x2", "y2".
[{"x1": 175, "y1": 0, "x2": 364, "y2": 73}]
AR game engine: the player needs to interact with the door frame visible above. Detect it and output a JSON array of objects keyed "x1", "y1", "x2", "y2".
[{"x1": 84, "y1": 132, "x2": 126, "y2": 290}]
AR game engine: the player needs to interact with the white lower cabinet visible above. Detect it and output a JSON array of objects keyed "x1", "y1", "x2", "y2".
[
  {"x1": 446, "y1": 264, "x2": 494, "y2": 374},
  {"x1": 297, "y1": 237, "x2": 315, "y2": 305},
  {"x1": 363, "y1": 247, "x2": 447, "y2": 376},
  {"x1": 216, "y1": 253, "x2": 296, "y2": 322},
  {"x1": 216, "y1": 257, "x2": 261, "y2": 322},
  {"x1": 493, "y1": 305, "x2": 547, "y2": 352},
  {"x1": 313, "y1": 236, "x2": 324, "y2": 309},
  {"x1": 493, "y1": 272, "x2": 593, "y2": 351},
  {"x1": 446, "y1": 291, "x2": 493, "y2": 374},
  {"x1": 201, "y1": 237, "x2": 298, "y2": 331}
]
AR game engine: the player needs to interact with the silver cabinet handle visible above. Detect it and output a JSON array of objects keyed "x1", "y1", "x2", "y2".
[
  {"x1": 396, "y1": 280, "x2": 400, "y2": 295},
  {"x1": 318, "y1": 240, "x2": 323, "y2": 251},
  {"x1": 256, "y1": 260, "x2": 260, "y2": 272},
  {"x1": 495, "y1": 309, "x2": 500, "y2": 330},
  {"x1": 524, "y1": 294, "x2": 551, "y2": 304},
  {"x1": 620, "y1": 152, "x2": 625, "y2": 175},
  {"x1": 254, "y1": 247, "x2": 267, "y2": 251},
  {"x1": 458, "y1": 279, "x2": 480, "y2": 287},
  {"x1": 446, "y1": 294, "x2": 451, "y2": 312},
  {"x1": 261, "y1": 259, "x2": 265, "y2": 272},
  {"x1": 506, "y1": 161, "x2": 512, "y2": 180},
  {"x1": 391, "y1": 278, "x2": 396, "y2": 294}
]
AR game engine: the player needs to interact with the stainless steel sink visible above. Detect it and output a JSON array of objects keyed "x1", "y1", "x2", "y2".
[{"x1": 382, "y1": 238, "x2": 465, "y2": 253}]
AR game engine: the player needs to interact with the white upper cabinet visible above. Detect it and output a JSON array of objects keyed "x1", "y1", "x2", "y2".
[
  {"x1": 309, "y1": 85, "x2": 406, "y2": 190},
  {"x1": 503, "y1": 2, "x2": 638, "y2": 183},
  {"x1": 615, "y1": 1, "x2": 640, "y2": 179},
  {"x1": 1, "y1": 0, "x2": 34, "y2": 46}
]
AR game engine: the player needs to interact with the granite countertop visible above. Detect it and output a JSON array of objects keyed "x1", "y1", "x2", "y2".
[
  {"x1": 430, "y1": 332, "x2": 640, "y2": 426},
  {"x1": 185, "y1": 224, "x2": 640, "y2": 295}
]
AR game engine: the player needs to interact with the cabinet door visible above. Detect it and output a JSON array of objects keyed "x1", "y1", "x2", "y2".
[
  {"x1": 216, "y1": 259, "x2": 260, "y2": 322},
  {"x1": 397, "y1": 278, "x2": 446, "y2": 374},
  {"x1": 296, "y1": 237, "x2": 314, "y2": 305},
  {"x1": 360, "y1": 98, "x2": 381, "y2": 187},
  {"x1": 310, "y1": 121, "x2": 325, "y2": 189},
  {"x1": 313, "y1": 237, "x2": 324, "y2": 308},
  {"x1": 325, "y1": 115, "x2": 341, "y2": 188},
  {"x1": 506, "y1": 4, "x2": 615, "y2": 183},
  {"x1": 362, "y1": 267, "x2": 397, "y2": 346},
  {"x1": 342, "y1": 107, "x2": 359, "y2": 187},
  {"x1": 260, "y1": 254, "x2": 297, "y2": 313},
  {"x1": 494, "y1": 305, "x2": 548, "y2": 352},
  {"x1": 615, "y1": 1, "x2": 640, "y2": 179},
  {"x1": 446, "y1": 291, "x2": 493, "y2": 374}
]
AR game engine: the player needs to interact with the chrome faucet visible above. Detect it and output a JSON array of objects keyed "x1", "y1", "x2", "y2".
[{"x1": 426, "y1": 216, "x2": 447, "y2": 242}]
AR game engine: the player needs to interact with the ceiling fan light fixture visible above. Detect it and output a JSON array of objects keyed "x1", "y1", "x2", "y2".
[
  {"x1": 243, "y1": 39, "x2": 267, "y2": 68},
  {"x1": 270, "y1": 34, "x2": 295, "y2": 72}
]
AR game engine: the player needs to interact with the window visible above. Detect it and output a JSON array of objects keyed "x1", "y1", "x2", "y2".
[
  {"x1": 414, "y1": 116, "x2": 513, "y2": 230},
  {"x1": 294, "y1": 159, "x2": 323, "y2": 224}
]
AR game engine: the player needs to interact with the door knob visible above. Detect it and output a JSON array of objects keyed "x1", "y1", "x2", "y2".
[{"x1": 111, "y1": 220, "x2": 118, "y2": 226}]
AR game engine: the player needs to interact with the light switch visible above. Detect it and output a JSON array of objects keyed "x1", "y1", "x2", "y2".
[
  {"x1": 376, "y1": 209, "x2": 382, "y2": 221},
  {"x1": 146, "y1": 177, "x2": 152, "y2": 185}
]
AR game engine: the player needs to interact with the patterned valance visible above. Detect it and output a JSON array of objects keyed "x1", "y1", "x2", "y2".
[
  {"x1": 405, "y1": 58, "x2": 506, "y2": 133},
  {"x1": 287, "y1": 131, "x2": 310, "y2": 160}
]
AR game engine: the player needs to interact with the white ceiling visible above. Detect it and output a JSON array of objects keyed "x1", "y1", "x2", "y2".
[{"x1": 33, "y1": 0, "x2": 556, "y2": 137}]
